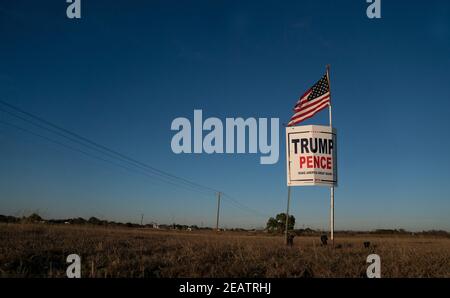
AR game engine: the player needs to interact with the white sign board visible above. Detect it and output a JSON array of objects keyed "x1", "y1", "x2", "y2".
[{"x1": 286, "y1": 125, "x2": 337, "y2": 187}]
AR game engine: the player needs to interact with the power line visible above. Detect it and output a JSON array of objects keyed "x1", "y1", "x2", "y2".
[
  {"x1": 0, "y1": 105, "x2": 216, "y2": 197},
  {"x1": 0, "y1": 99, "x2": 220, "y2": 195},
  {"x1": 0, "y1": 99, "x2": 269, "y2": 219},
  {"x1": 222, "y1": 193, "x2": 270, "y2": 218},
  {"x1": 0, "y1": 120, "x2": 214, "y2": 199}
]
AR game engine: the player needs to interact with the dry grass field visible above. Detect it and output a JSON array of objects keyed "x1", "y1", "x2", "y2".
[{"x1": 0, "y1": 223, "x2": 448, "y2": 278}]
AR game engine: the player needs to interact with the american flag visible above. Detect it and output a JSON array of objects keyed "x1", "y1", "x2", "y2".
[{"x1": 288, "y1": 73, "x2": 331, "y2": 126}]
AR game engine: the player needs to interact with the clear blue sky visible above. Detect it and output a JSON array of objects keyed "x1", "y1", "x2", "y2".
[{"x1": 0, "y1": 0, "x2": 449, "y2": 231}]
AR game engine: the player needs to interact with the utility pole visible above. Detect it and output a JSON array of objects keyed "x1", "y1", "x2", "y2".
[
  {"x1": 141, "y1": 214, "x2": 144, "y2": 226},
  {"x1": 216, "y1": 192, "x2": 221, "y2": 231}
]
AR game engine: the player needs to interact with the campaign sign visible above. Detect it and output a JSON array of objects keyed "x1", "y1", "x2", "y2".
[{"x1": 286, "y1": 125, "x2": 337, "y2": 187}]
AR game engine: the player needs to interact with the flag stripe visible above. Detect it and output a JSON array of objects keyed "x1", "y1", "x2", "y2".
[
  {"x1": 292, "y1": 95, "x2": 330, "y2": 120},
  {"x1": 295, "y1": 90, "x2": 312, "y2": 105},
  {"x1": 294, "y1": 93, "x2": 330, "y2": 112},
  {"x1": 288, "y1": 103, "x2": 329, "y2": 126},
  {"x1": 290, "y1": 99, "x2": 330, "y2": 123},
  {"x1": 288, "y1": 101, "x2": 329, "y2": 126}
]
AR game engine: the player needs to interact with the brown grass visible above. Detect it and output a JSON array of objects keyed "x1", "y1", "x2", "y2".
[{"x1": 0, "y1": 223, "x2": 448, "y2": 278}]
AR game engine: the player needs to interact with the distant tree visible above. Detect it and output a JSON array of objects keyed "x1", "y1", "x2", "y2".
[
  {"x1": 0, "y1": 215, "x2": 19, "y2": 223},
  {"x1": 71, "y1": 217, "x2": 87, "y2": 225},
  {"x1": 88, "y1": 217, "x2": 102, "y2": 225},
  {"x1": 266, "y1": 217, "x2": 278, "y2": 232},
  {"x1": 27, "y1": 213, "x2": 43, "y2": 222},
  {"x1": 266, "y1": 213, "x2": 295, "y2": 233}
]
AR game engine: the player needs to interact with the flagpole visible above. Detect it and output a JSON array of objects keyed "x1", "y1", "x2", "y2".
[{"x1": 326, "y1": 64, "x2": 335, "y2": 245}]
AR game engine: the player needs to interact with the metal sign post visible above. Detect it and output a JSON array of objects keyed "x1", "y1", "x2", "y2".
[{"x1": 285, "y1": 186, "x2": 291, "y2": 244}]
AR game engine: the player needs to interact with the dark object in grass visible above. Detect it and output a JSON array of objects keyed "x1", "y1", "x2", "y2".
[
  {"x1": 364, "y1": 241, "x2": 371, "y2": 248},
  {"x1": 287, "y1": 233, "x2": 295, "y2": 246},
  {"x1": 320, "y1": 235, "x2": 328, "y2": 246}
]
